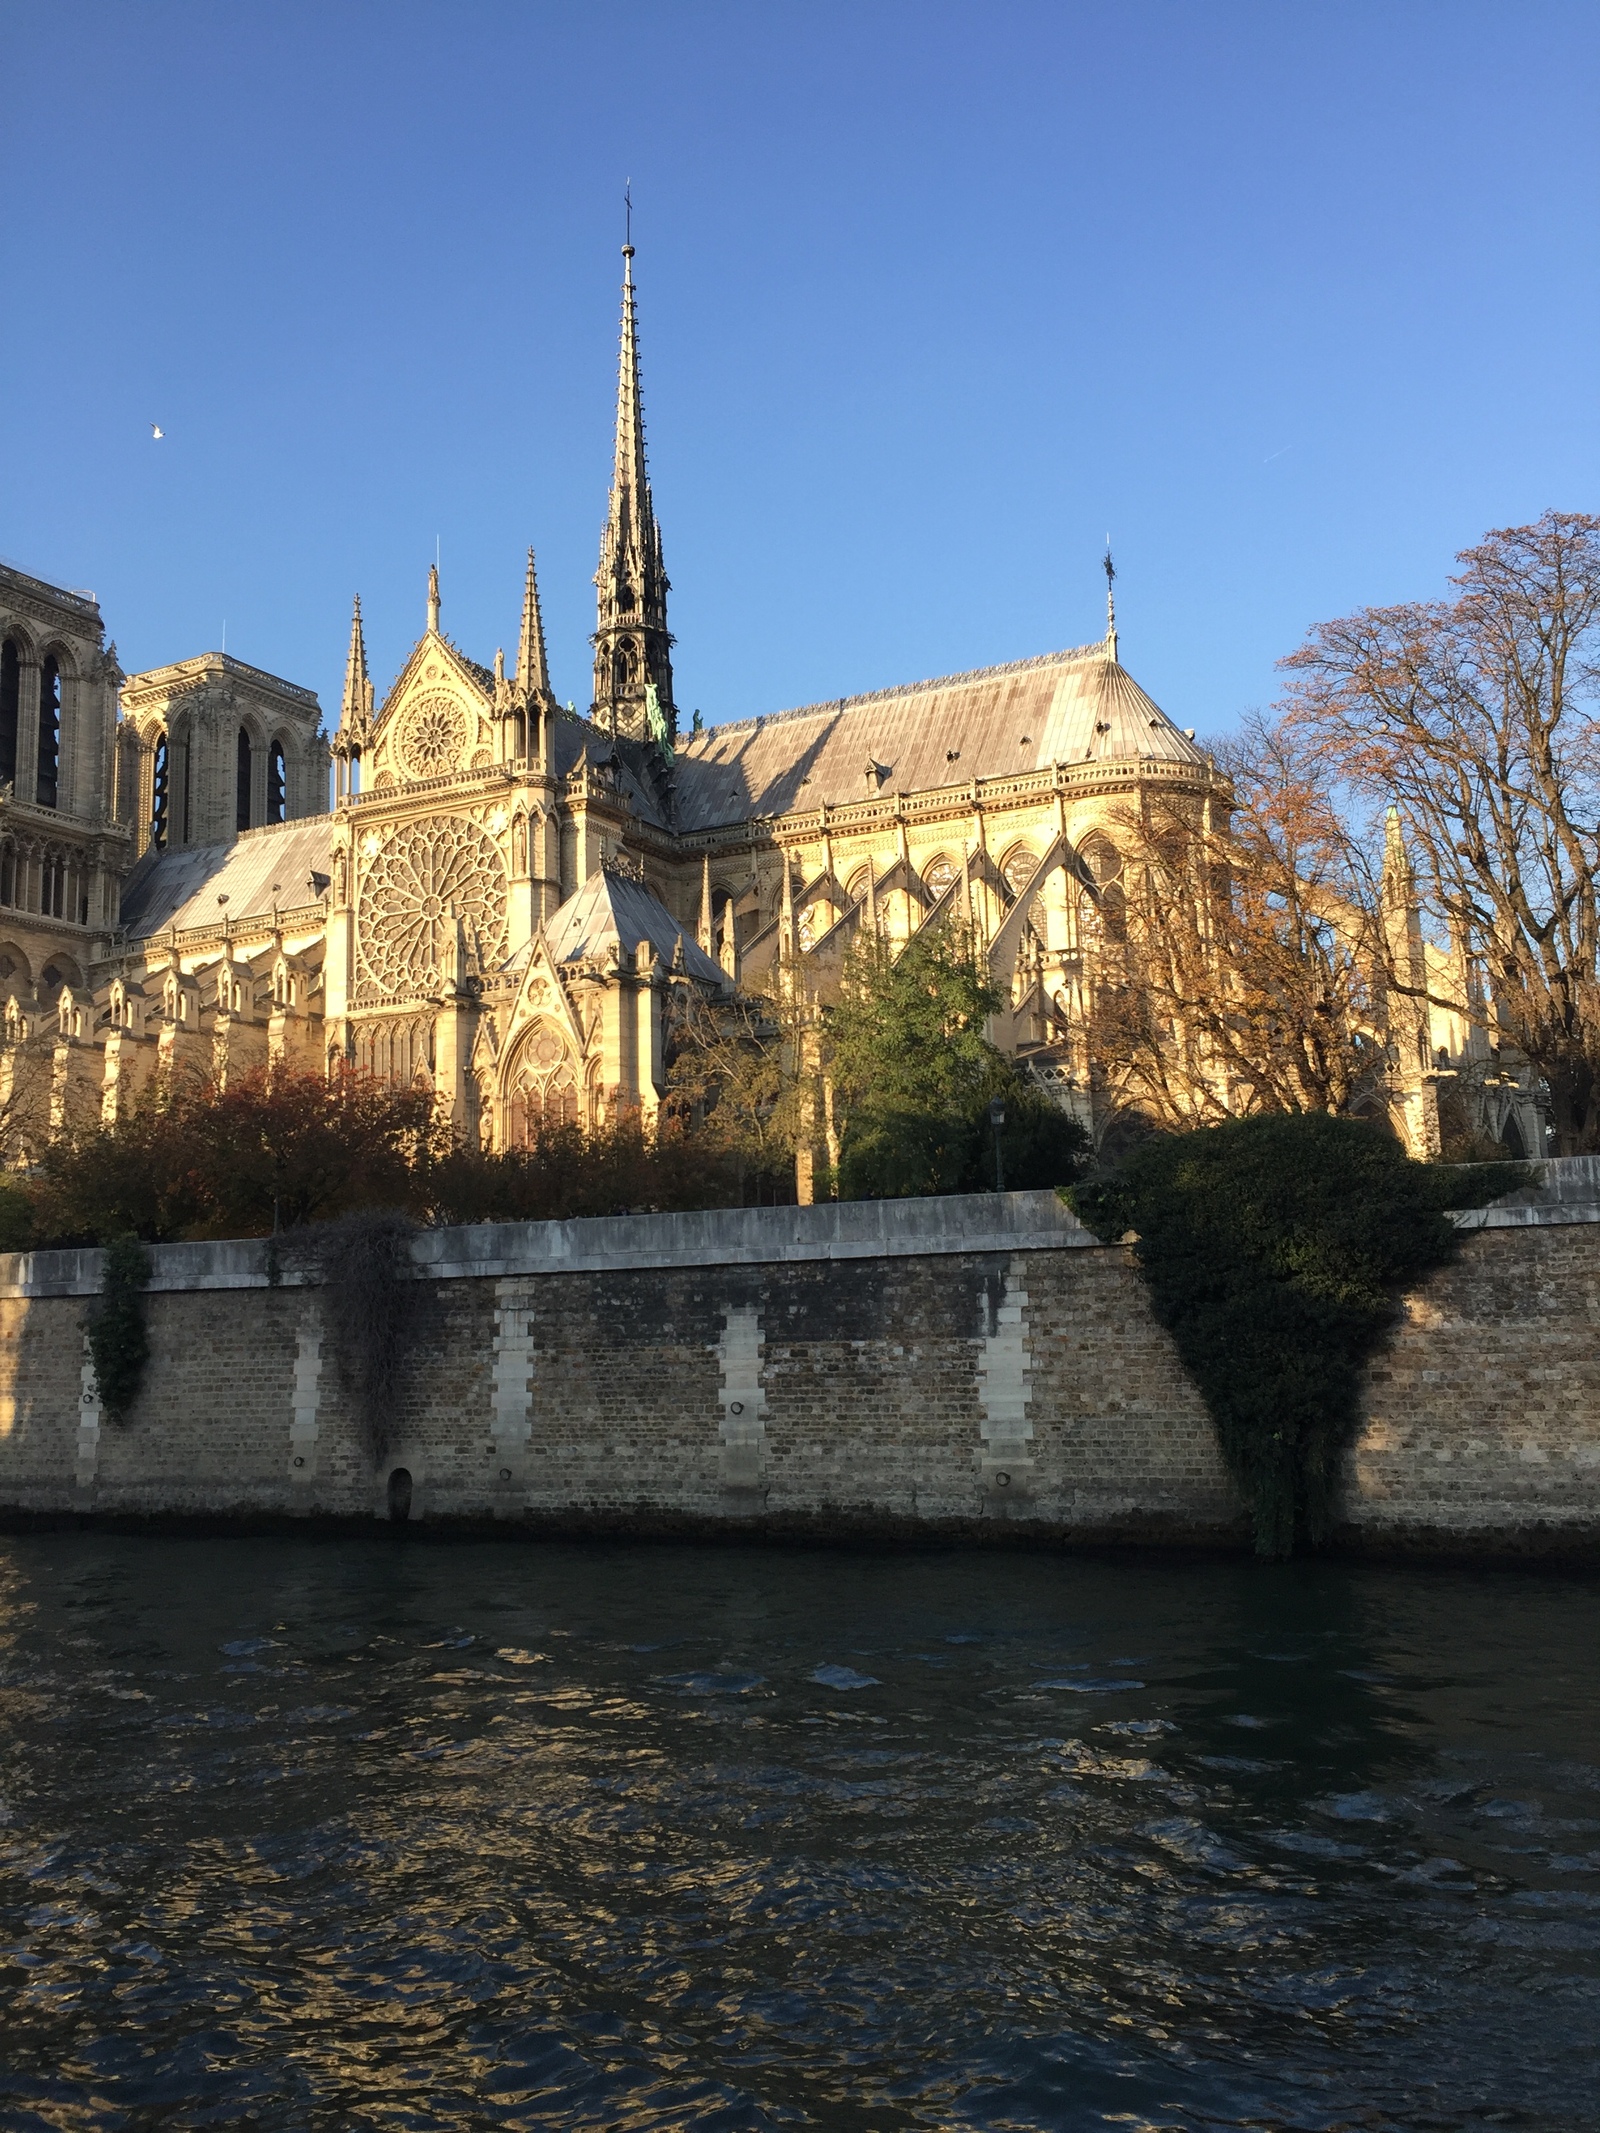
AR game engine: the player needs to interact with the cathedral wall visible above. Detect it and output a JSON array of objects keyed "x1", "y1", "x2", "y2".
[{"x1": 0, "y1": 1188, "x2": 1595, "y2": 1556}]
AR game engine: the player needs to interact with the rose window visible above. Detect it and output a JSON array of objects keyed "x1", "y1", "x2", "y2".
[
  {"x1": 355, "y1": 815, "x2": 507, "y2": 1000},
  {"x1": 397, "y1": 692, "x2": 470, "y2": 780},
  {"x1": 923, "y1": 855, "x2": 959, "y2": 900}
]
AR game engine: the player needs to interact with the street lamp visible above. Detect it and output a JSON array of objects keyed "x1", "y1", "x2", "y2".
[{"x1": 988, "y1": 1096, "x2": 1006, "y2": 1194}]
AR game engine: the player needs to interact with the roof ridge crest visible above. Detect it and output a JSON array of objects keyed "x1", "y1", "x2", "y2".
[{"x1": 693, "y1": 644, "x2": 1107, "y2": 740}]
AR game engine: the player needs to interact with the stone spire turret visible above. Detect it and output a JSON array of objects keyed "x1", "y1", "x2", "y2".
[
  {"x1": 332, "y1": 595, "x2": 373, "y2": 803},
  {"x1": 516, "y1": 547, "x2": 552, "y2": 701},
  {"x1": 592, "y1": 237, "x2": 675, "y2": 747},
  {"x1": 340, "y1": 596, "x2": 372, "y2": 729}
]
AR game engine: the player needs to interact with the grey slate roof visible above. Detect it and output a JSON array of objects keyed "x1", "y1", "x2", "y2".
[
  {"x1": 670, "y1": 645, "x2": 1204, "y2": 831},
  {"x1": 120, "y1": 817, "x2": 336, "y2": 939},
  {"x1": 542, "y1": 869, "x2": 724, "y2": 984}
]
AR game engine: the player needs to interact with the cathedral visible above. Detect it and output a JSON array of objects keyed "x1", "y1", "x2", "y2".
[{"x1": 0, "y1": 243, "x2": 1542, "y2": 1175}]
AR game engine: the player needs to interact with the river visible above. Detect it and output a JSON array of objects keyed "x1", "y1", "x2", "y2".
[{"x1": 0, "y1": 1534, "x2": 1595, "y2": 2129}]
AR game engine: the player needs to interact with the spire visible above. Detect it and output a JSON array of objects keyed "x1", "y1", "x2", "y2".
[
  {"x1": 592, "y1": 227, "x2": 676, "y2": 746},
  {"x1": 516, "y1": 547, "x2": 551, "y2": 699},
  {"x1": 340, "y1": 596, "x2": 371, "y2": 730},
  {"x1": 699, "y1": 851, "x2": 714, "y2": 956},
  {"x1": 427, "y1": 562, "x2": 441, "y2": 634},
  {"x1": 1102, "y1": 545, "x2": 1119, "y2": 666}
]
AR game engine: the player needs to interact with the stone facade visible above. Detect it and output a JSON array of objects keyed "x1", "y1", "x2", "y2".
[{"x1": 0, "y1": 1186, "x2": 1594, "y2": 1555}]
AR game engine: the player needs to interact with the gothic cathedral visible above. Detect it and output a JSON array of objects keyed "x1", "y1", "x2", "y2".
[{"x1": 0, "y1": 242, "x2": 1542, "y2": 1168}]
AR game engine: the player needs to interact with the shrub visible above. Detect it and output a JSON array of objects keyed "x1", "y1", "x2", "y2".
[
  {"x1": 1069, "y1": 1113, "x2": 1526, "y2": 1558},
  {"x1": 33, "y1": 1067, "x2": 434, "y2": 1244},
  {"x1": 838, "y1": 1072, "x2": 1091, "y2": 1200},
  {"x1": 0, "y1": 1178, "x2": 34, "y2": 1253}
]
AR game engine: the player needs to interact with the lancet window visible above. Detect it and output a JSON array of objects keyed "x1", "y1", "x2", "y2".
[
  {"x1": 36, "y1": 657, "x2": 60, "y2": 809},
  {"x1": 0, "y1": 639, "x2": 19, "y2": 788},
  {"x1": 506, "y1": 1020, "x2": 578, "y2": 1143},
  {"x1": 152, "y1": 737, "x2": 170, "y2": 850},
  {"x1": 268, "y1": 740, "x2": 286, "y2": 824},
  {"x1": 236, "y1": 729, "x2": 252, "y2": 832}
]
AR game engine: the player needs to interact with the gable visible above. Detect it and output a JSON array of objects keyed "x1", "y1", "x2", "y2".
[{"x1": 367, "y1": 636, "x2": 495, "y2": 790}]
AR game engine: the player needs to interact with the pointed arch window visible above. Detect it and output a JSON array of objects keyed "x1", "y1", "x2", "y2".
[
  {"x1": 36, "y1": 658, "x2": 60, "y2": 809},
  {"x1": 236, "y1": 728, "x2": 252, "y2": 832},
  {"x1": 268, "y1": 739, "x2": 286, "y2": 824},
  {"x1": 152, "y1": 736, "x2": 170, "y2": 850},
  {"x1": 0, "y1": 640, "x2": 18, "y2": 789}
]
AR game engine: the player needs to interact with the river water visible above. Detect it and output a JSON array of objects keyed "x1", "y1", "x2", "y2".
[{"x1": 0, "y1": 1535, "x2": 1595, "y2": 2131}]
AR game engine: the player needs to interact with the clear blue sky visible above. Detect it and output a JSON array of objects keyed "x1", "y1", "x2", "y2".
[{"x1": 2, "y1": 2, "x2": 1596, "y2": 747}]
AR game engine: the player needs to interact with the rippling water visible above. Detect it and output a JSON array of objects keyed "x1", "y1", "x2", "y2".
[{"x1": 0, "y1": 1535, "x2": 1596, "y2": 2130}]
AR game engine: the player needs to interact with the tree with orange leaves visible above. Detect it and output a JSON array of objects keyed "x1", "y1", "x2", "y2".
[{"x1": 1083, "y1": 714, "x2": 1387, "y2": 1135}]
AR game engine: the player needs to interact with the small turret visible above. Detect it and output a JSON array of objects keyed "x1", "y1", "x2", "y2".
[{"x1": 332, "y1": 595, "x2": 374, "y2": 804}]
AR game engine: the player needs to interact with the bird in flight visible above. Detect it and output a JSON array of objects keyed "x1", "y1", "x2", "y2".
[{"x1": 150, "y1": 422, "x2": 164, "y2": 440}]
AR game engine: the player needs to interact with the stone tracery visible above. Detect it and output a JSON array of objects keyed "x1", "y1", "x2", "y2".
[
  {"x1": 355, "y1": 813, "x2": 507, "y2": 1002},
  {"x1": 504, "y1": 1017, "x2": 579, "y2": 1140},
  {"x1": 396, "y1": 691, "x2": 471, "y2": 780}
]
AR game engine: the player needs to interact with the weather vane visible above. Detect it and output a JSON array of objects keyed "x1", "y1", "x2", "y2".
[{"x1": 624, "y1": 179, "x2": 633, "y2": 250}]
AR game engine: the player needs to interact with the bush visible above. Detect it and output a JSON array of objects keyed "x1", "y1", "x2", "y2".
[
  {"x1": 419, "y1": 1115, "x2": 744, "y2": 1227},
  {"x1": 838, "y1": 1071, "x2": 1091, "y2": 1200},
  {"x1": 0, "y1": 1178, "x2": 34, "y2": 1254},
  {"x1": 34, "y1": 1067, "x2": 433, "y2": 1244},
  {"x1": 1069, "y1": 1113, "x2": 1526, "y2": 1558}
]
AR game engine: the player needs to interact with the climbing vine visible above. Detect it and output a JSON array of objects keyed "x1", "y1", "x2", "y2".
[
  {"x1": 1069, "y1": 1114, "x2": 1527, "y2": 1558},
  {"x1": 88, "y1": 1235, "x2": 152, "y2": 1424},
  {"x1": 313, "y1": 1210, "x2": 423, "y2": 1465}
]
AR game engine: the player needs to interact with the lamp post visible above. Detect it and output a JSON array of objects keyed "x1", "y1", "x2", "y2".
[{"x1": 989, "y1": 1096, "x2": 1006, "y2": 1194}]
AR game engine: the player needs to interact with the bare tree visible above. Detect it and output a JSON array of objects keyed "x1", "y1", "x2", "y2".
[
  {"x1": 665, "y1": 973, "x2": 816, "y2": 1186},
  {"x1": 1085, "y1": 716, "x2": 1386, "y2": 1132},
  {"x1": 1282, "y1": 511, "x2": 1600, "y2": 1151},
  {"x1": 0, "y1": 1010, "x2": 70, "y2": 1167}
]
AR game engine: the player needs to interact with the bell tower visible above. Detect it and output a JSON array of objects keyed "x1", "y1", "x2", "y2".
[{"x1": 591, "y1": 236, "x2": 676, "y2": 748}]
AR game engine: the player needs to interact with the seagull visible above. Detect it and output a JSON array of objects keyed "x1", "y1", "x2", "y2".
[{"x1": 150, "y1": 423, "x2": 164, "y2": 440}]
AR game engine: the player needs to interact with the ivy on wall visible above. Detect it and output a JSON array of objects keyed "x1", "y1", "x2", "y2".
[
  {"x1": 1069, "y1": 1115, "x2": 1528, "y2": 1558},
  {"x1": 312, "y1": 1211, "x2": 424, "y2": 1465},
  {"x1": 87, "y1": 1235, "x2": 152, "y2": 1424}
]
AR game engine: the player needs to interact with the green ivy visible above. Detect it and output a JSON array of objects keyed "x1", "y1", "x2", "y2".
[
  {"x1": 87, "y1": 1234, "x2": 152, "y2": 1424},
  {"x1": 1068, "y1": 1115, "x2": 1528, "y2": 1558}
]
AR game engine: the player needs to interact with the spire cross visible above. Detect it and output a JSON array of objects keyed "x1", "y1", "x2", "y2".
[{"x1": 624, "y1": 179, "x2": 633, "y2": 256}]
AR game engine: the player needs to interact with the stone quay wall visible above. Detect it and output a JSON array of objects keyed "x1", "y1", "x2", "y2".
[{"x1": 0, "y1": 1170, "x2": 1595, "y2": 1557}]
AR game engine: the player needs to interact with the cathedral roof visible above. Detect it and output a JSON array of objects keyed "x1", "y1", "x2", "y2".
[
  {"x1": 670, "y1": 644, "x2": 1205, "y2": 831},
  {"x1": 542, "y1": 867, "x2": 724, "y2": 984},
  {"x1": 120, "y1": 816, "x2": 335, "y2": 939}
]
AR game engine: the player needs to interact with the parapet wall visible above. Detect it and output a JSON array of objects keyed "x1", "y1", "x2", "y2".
[{"x1": 0, "y1": 1171, "x2": 1596, "y2": 1556}]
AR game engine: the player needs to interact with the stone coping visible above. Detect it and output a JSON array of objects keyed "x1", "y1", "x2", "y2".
[
  {"x1": 3, "y1": 1157, "x2": 1593, "y2": 1300},
  {"x1": 0, "y1": 1189, "x2": 1095, "y2": 1298}
]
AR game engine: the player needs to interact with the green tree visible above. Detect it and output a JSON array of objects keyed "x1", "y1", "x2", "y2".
[{"x1": 831, "y1": 926, "x2": 1088, "y2": 1197}]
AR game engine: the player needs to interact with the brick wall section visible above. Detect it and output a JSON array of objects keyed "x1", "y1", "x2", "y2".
[
  {"x1": 0, "y1": 1222, "x2": 1595, "y2": 1555},
  {"x1": 1346, "y1": 1225, "x2": 1600, "y2": 1550}
]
